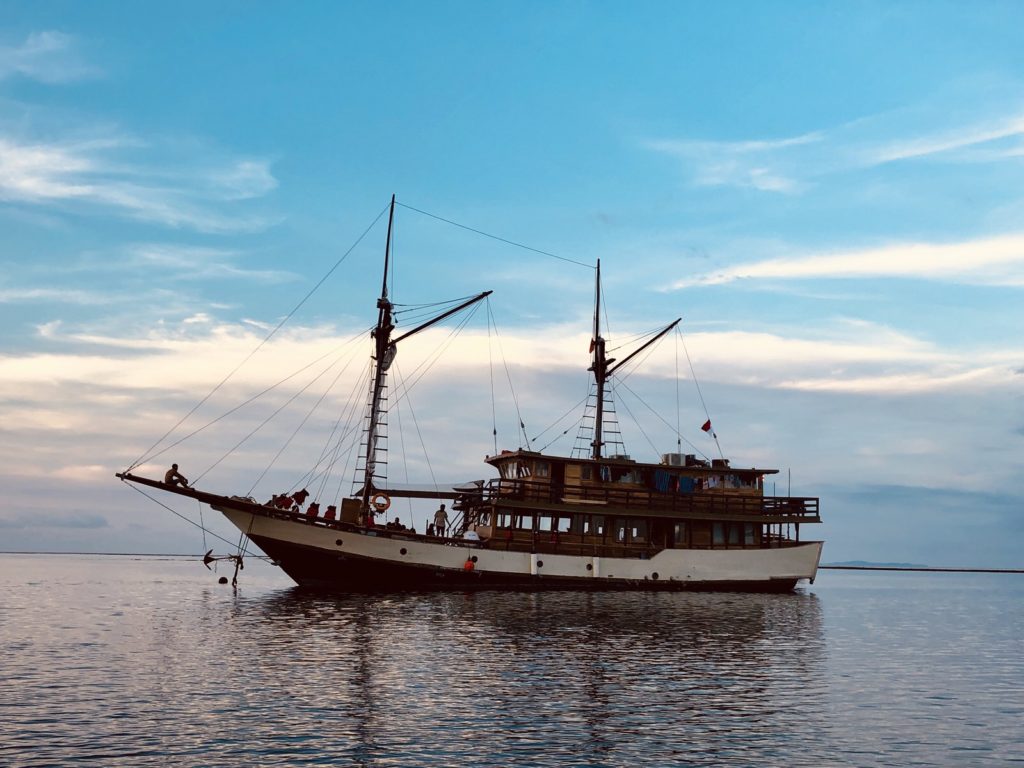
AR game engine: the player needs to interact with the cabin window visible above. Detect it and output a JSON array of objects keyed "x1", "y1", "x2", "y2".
[
  {"x1": 556, "y1": 516, "x2": 572, "y2": 533},
  {"x1": 584, "y1": 515, "x2": 604, "y2": 537},
  {"x1": 674, "y1": 522, "x2": 688, "y2": 545},
  {"x1": 580, "y1": 465, "x2": 593, "y2": 481},
  {"x1": 497, "y1": 513, "x2": 512, "y2": 528},
  {"x1": 536, "y1": 461, "x2": 550, "y2": 478},
  {"x1": 728, "y1": 524, "x2": 741, "y2": 545},
  {"x1": 712, "y1": 522, "x2": 725, "y2": 546},
  {"x1": 744, "y1": 523, "x2": 755, "y2": 546},
  {"x1": 515, "y1": 514, "x2": 534, "y2": 531},
  {"x1": 518, "y1": 463, "x2": 532, "y2": 478},
  {"x1": 478, "y1": 512, "x2": 491, "y2": 526},
  {"x1": 631, "y1": 521, "x2": 647, "y2": 543},
  {"x1": 538, "y1": 515, "x2": 554, "y2": 532}
]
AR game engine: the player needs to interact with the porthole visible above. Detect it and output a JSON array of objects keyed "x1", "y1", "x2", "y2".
[
  {"x1": 335, "y1": 539, "x2": 343, "y2": 547},
  {"x1": 652, "y1": 572, "x2": 659, "y2": 580},
  {"x1": 470, "y1": 555, "x2": 478, "y2": 563},
  {"x1": 586, "y1": 563, "x2": 593, "y2": 571},
  {"x1": 536, "y1": 560, "x2": 544, "y2": 568},
  {"x1": 400, "y1": 548, "x2": 407, "y2": 556}
]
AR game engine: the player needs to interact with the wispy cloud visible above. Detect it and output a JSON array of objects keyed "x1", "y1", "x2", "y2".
[
  {"x1": 0, "y1": 31, "x2": 98, "y2": 83},
  {"x1": 0, "y1": 135, "x2": 280, "y2": 232},
  {"x1": 866, "y1": 113, "x2": 1024, "y2": 164},
  {"x1": 644, "y1": 132, "x2": 821, "y2": 194},
  {"x1": 0, "y1": 286, "x2": 118, "y2": 305},
  {"x1": 645, "y1": 92, "x2": 1024, "y2": 194},
  {"x1": 128, "y1": 244, "x2": 299, "y2": 283},
  {"x1": 669, "y1": 232, "x2": 1024, "y2": 288}
]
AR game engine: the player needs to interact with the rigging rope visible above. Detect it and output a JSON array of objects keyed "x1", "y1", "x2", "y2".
[
  {"x1": 128, "y1": 202, "x2": 391, "y2": 472},
  {"x1": 396, "y1": 202, "x2": 593, "y2": 269},
  {"x1": 486, "y1": 301, "x2": 530, "y2": 449},
  {"x1": 613, "y1": 377, "x2": 709, "y2": 460},
  {"x1": 247, "y1": 343, "x2": 364, "y2": 496},
  {"x1": 120, "y1": 481, "x2": 269, "y2": 557},
  {"x1": 392, "y1": 360, "x2": 439, "y2": 493},
  {"x1": 487, "y1": 309, "x2": 498, "y2": 455},
  {"x1": 610, "y1": 379, "x2": 659, "y2": 458},
  {"x1": 677, "y1": 327, "x2": 723, "y2": 459}
]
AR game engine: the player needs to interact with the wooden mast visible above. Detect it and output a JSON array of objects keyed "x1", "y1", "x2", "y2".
[
  {"x1": 360, "y1": 194, "x2": 493, "y2": 515},
  {"x1": 361, "y1": 194, "x2": 397, "y2": 513},
  {"x1": 590, "y1": 259, "x2": 609, "y2": 460},
  {"x1": 588, "y1": 258, "x2": 681, "y2": 461}
]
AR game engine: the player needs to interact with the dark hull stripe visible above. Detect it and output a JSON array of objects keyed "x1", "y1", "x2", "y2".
[{"x1": 250, "y1": 535, "x2": 800, "y2": 593}]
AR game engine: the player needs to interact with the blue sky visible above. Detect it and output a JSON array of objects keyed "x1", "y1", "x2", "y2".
[{"x1": 1, "y1": 2, "x2": 1022, "y2": 566}]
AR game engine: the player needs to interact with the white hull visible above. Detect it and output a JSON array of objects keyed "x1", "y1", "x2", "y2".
[{"x1": 219, "y1": 507, "x2": 823, "y2": 591}]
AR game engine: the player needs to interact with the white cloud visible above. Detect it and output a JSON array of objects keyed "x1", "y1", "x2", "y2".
[
  {"x1": 128, "y1": 243, "x2": 299, "y2": 283},
  {"x1": 866, "y1": 113, "x2": 1024, "y2": 164},
  {"x1": 0, "y1": 135, "x2": 280, "y2": 233},
  {"x1": 0, "y1": 31, "x2": 98, "y2": 83},
  {"x1": 645, "y1": 98, "x2": 1024, "y2": 195},
  {"x1": 0, "y1": 286, "x2": 117, "y2": 305},
  {"x1": 644, "y1": 132, "x2": 820, "y2": 194},
  {"x1": 669, "y1": 233, "x2": 1024, "y2": 288}
]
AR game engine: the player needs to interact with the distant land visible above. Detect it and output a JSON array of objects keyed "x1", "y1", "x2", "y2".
[
  {"x1": 824, "y1": 560, "x2": 929, "y2": 568},
  {"x1": 822, "y1": 561, "x2": 1024, "y2": 573}
]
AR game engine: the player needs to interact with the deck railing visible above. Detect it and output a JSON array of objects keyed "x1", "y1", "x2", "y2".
[{"x1": 465, "y1": 478, "x2": 819, "y2": 521}]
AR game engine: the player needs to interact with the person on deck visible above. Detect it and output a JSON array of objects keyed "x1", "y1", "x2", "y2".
[
  {"x1": 164, "y1": 464, "x2": 189, "y2": 488},
  {"x1": 433, "y1": 504, "x2": 449, "y2": 537}
]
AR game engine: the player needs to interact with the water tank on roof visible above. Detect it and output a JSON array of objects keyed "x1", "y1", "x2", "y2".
[{"x1": 661, "y1": 453, "x2": 686, "y2": 466}]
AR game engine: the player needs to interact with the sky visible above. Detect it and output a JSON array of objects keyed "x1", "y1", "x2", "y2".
[{"x1": 1, "y1": 1, "x2": 1022, "y2": 567}]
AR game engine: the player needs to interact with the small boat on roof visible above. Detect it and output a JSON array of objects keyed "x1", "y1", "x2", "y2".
[{"x1": 118, "y1": 196, "x2": 822, "y2": 591}]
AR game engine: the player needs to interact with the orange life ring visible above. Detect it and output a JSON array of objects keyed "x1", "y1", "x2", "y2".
[{"x1": 371, "y1": 492, "x2": 391, "y2": 512}]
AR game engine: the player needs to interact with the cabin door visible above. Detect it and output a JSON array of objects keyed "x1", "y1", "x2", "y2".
[{"x1": 552, "y1": 462, "x2": 565, "y2": 501}]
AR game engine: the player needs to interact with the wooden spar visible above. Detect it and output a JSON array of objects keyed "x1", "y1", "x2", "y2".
[{"x1": 606, "y1": 317, "x2": 681, "y2": 377}]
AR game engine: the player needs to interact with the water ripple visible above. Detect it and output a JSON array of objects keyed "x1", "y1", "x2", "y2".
[{"x1": 1, "y1": 556, "x2": 1021, "y2": 766}]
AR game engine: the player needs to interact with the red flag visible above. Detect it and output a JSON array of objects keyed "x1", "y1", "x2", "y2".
[
  {"x1": 589, "y1": 338, "x2": 596, "y2": 353},
  {"x1": 701, "y1": 419, "x2": 712, "y2": 433}
]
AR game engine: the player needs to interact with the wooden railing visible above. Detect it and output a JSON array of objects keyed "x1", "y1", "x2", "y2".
[{"x1": 468, "y1": 478, "x2": 819, "y2": 521}]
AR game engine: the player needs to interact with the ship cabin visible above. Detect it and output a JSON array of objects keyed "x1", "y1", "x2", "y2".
[{"x1": 460, "y1": 449, "x2": 820, "y2": 559}]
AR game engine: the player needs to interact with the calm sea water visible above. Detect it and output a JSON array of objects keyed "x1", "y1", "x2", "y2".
[{"x1": 1, "y1": 555, "x2": 1021, "y2": 767}]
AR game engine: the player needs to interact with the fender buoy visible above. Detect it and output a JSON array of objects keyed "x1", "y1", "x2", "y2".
[
  {"x1": 371, "y1": 492, "x2": 391, "y2": 512},
  {"x1": 463, "y1": 559, "x2": 475, "y2": 571}
]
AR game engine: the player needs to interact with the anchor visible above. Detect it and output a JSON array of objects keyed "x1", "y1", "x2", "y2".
[{"x1": 203, "y1": 549, "x2": 245, "y2": 586}]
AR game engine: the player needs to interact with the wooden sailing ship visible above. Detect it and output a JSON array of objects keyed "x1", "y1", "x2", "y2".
[{"x1": 119, "y1": 197, "x2": 822, "y2": 591}]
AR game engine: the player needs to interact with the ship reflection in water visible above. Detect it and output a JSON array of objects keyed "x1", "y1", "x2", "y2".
[{"x1": 239, "y1": 588, "x2": 828, "y2": 766}]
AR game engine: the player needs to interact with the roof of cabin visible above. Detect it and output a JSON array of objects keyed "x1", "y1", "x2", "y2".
[{"x1": 484, "y1": 449, "x2": 779, "y2": 475}]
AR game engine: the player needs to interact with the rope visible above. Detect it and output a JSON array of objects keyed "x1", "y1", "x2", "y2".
[
  {"x1": 393, "y1": 360, "x2": 439, "y2": 493},
  {"x1": 675, "y1": 330, "x2": 682, "y2": 456},
  {"x1": 486, "y1": 301, "x2": 529, "y2": 448},
  {"x1": 395, "y1": 201, "x2": 593, "y2": 269},
  {"x1": 610, "y1": 380, "x2": 660, "y2": 458},
  {"x1": 487, "y1": 307, "x2": 498, "y2": 454},
  {"x1": 120, "y1": 481, "x2": 269, "y2": 556},
  {"x1": 614, "y1": 377, "x2": 708, "y2": 459},
  {"x1": 678, "y1": 328, "x2": 723, "y2": 459},
  {"x1": 194, "y1": 338, "x2": 361, "y2": 485},
  {"x1": 247, "y1": 344, "x2": 362, "y2": 496},
  {"x1": 128, "y1": 202, "x2": 391, "y2": 472}
]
